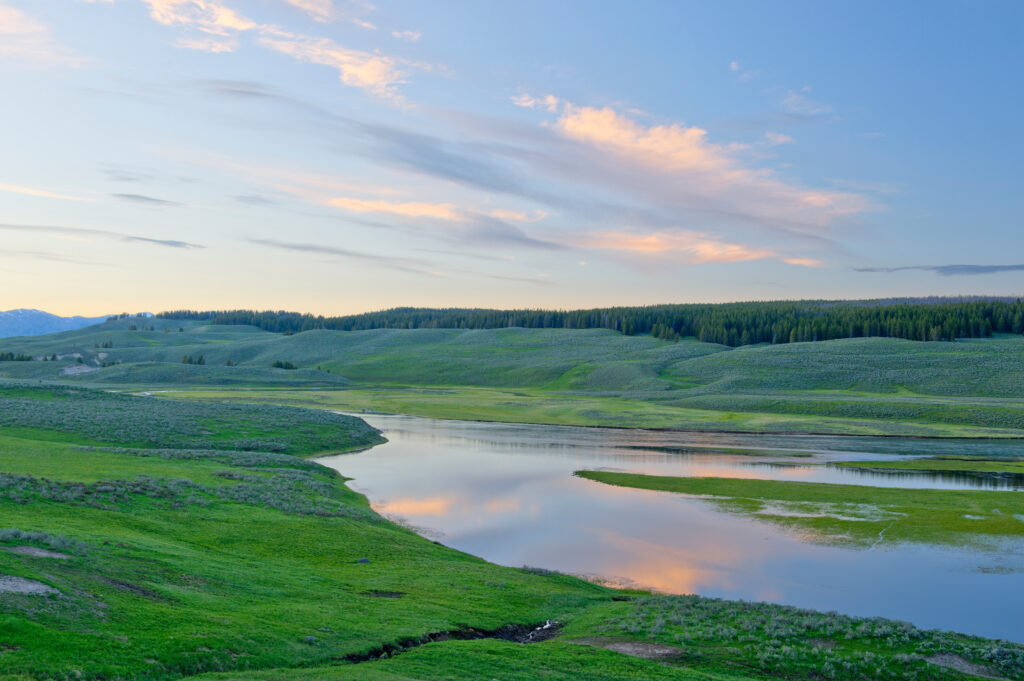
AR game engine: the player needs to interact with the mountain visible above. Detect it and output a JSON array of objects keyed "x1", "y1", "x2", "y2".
[{"x1": 0, "y1": 309, "x2": 109, "y2": 338}]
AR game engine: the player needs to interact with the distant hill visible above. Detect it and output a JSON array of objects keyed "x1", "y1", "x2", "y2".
[
  {"x1": 159, "y1": 297, "x2": 1024, "y2": 347},
  {"x1": 0, "y1": 309, "x2": 109, "y2": 338}
]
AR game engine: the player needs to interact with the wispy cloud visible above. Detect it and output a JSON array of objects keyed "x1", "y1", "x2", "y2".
[
  {"x1": 249, "y1": 237, "x2": 435, "y2": 275},
  {"x1": 579, "y1": 229, "x2": 802, "y2": 265},
  {"x1": 257, "y1": 27, "x2": 407, "y2": 99},
  {"x1": 489, "y1": 208, "x2": 546, "y2": 222},
  {"x1": 391, "y1": 29, "x2": 420, "y2": 42},
  {"x1": 281, "y1": 0, "x2": 377, "y2": 27},
  {"x1": 0, "y1": 182, "x2": 95, "y2": 202},
  {"x1": 856, "y1": 264, "x2": 1024, "y2": 277},
  {"x1": 0, "y1": 3, "x2": 86, "y2": 66},
  {"x1": 511, "y1": 93, "x2": 560, "y2": 112},
  {"x1": 549, "y1": 101, "x2": 867, "y2": 228},
  {"x1": 325, "y1": 196, "x2": 466, "y2": 221},
  {"x1": 138, "y1": 2, "x2": 409, "y2": 98},
  {"x1": 0, "y1": 222, "x2": 203, "y2": 249},
  {"x1": 763, "y1": 131, "x2": 794, "y2": 146},
  {"x1": 0, "y1": 249, "x2": 108, "y2": 266},
  {"x1": 461, "y1": 216, "x2": 565, "y2": 251},
  {"x1": 280, "y1": 0, "x2": 336, "y2": 22},
  {"x1": 121, "y1": 236, "x2": 202, "y2": 248},
  {"x1": 782, "y1": 87, "x2": 832, "y2": 116},
  {"x1": 111, "y1": 193, "x2": 181, "y2": 206}
]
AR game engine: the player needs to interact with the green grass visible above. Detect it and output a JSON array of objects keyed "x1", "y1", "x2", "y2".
[
  {"x1": 5, "y1": 321, "x2": 1024, "y2": 437},
  {"x1": 4, "y1": 383, "x2": 1023, "y2": 680},
  {"x1": 575, "y1": 470, "x2": 1024, "y2": 548},
  {"x1": 6, "y1": 323, "x2": 1024, "y2": 436},
  {"x1": 157, "y1": 386, "x2": 1024, "y2": 438},
  {"x1": 0, "y1": 383, "x2": 384, "y2": 455},
  {"x1": 839, "y1": 457, "x2": 1024, "y2": 474}
]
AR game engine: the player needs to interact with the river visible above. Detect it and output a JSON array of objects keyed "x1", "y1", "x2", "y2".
[{"x1": 318, "y1": 414, "x2": 1024, "y2": 642}]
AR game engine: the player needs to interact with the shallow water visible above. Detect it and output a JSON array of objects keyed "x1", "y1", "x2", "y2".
[{"x1": 318, "y1": 415, "x2": 1024, "y2": 642}]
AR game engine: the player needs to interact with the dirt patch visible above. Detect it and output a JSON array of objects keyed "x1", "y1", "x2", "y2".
[
  {"x1": 4, "y1": 546, "x2": 72, "y2": 559},
  {"x1": 0, "y1": 575, "x2": 59, "y2": 595},
  {"x1": 927, "y1": 653, "x2": 1008, "y2": 680},
  {"x1": 570, "y1": 637, "x2": 683, "y2": 660}
]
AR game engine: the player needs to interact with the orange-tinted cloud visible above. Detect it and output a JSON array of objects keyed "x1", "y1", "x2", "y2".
[
  {"x1": 580, "y1": 230, "x2": 773, "y2": 264},
  {"x1": 326, "y1": 196, "x2": 466, "y2": 221},
  {"x1": 0, "y1": 3, "x2": 85, "y2": 66},
  {"x1": 258, "y1": 27, "x2": 406, "y2": 98},
  {"x1": 539, "y1": 100, "x2": 870, "y2": 230}
]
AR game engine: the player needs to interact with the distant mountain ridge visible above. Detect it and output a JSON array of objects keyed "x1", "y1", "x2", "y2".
[{"x1": 0, "y1": 309, "x2": 109, "y2": 338}]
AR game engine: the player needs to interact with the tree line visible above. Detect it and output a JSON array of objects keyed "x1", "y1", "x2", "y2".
[{"x1": 158, "y1": 298, "x2": 1024, "y2": 348}]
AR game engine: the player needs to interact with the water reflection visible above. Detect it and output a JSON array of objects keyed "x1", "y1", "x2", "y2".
[{"x1": 318, "y1": 414, "x2": 1024, "y2": 642}]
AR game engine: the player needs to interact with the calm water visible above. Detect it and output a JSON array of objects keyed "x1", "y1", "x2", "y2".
[{"x1": 318, "y1": 415, "x2": 1024, "y2": 642}]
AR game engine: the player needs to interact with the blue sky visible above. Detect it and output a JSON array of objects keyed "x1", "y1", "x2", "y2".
[{"x1": 1, "y1": 0, "x2": 1021, "y2": 316}]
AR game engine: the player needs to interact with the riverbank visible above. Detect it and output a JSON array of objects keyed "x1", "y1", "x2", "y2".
[{"x1": 3, "y1": 384, "x2": 1024, "y2": 681}]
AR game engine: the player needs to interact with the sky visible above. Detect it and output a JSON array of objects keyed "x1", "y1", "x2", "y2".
[{"x1": 1, "y1": 0, "x2": 1022, "y2": 316}]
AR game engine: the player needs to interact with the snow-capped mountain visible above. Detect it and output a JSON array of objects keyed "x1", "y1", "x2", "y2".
[{"x1": 0, "y1": 309, "x2": 110, "y2": 338}]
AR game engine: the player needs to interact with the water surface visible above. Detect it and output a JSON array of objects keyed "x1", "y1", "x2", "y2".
[{"x1": 318, "y1": 415, "x2": 1024, "y2": 642}]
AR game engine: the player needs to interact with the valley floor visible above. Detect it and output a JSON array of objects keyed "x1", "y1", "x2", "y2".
[{"x1": 3, "y1": 384, "x2": 1024, "y2": 681}]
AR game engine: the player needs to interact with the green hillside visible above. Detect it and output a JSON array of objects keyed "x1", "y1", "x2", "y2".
[{"x1": 2, "y1": 320, "x2": 1024, "y2": 437}]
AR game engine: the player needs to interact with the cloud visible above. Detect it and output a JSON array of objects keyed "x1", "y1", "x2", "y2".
[
  {"x1": 249, "y1": 237, "x2": 435, "y2": 275},
  {"x1": 281, "y1": 0, "x2": 378, "y2": 28},
  {"x1": 763, "y1": 131, "x2": 794, "y2": 146},
  {"x1": 0, "y1": 249, "x2": 107, "y2": 266},
  {"x1": 257, "y1": 27, "x2": 407, "y2": 99},
  {"x1": 174, "y1": 36, "x2": 237, "y2": 52},
  {"x1": 579, "y1": 229, "x2": 777, "y2": 264},
  {"x1": 730, "y1": 60, "x2": 740, "y2": 72},
  {"x1": 551, "y1": 103, "x2": 867, "y2": 229},
  {"x1": 0, "y1": 222, "x2": 203, "y2": 249},
  {"x1": 235, "y1": 194, "x2": 276, "y2": 205},
  {"x1": 111, "y1": 193, "x2": 181, "y2": 206},
  {"x1": 0, "y1": 3, "x2": 85, "y2": 66},
  {"x1": 782, "y1": 88, "x2": 832, "y2": 116},
  {"x1": 461, "y1": 216, "x2": 565, "y2": 251},
  {"x1": 325, "y1": 196, "x2": 466, "y2": 221},
  {"x1": 139, "y1": 3, "x2": 408, "y2": 97},
  {"x1": 281, "y1": 0, "x2": 335, "y2": 22},
  {"x1": 142, "y1": 0, "x2": 255, "y2": 36},
  {"x1": 511, "y1": 93, "x2": 560, "y2": 112},
  {"x1": 0, "y1": 182, "x2": 95, "y2": 202},
  {"x1": 856, "y1": 264, "x2": 1024, "y2": 277},
  {"x1": 121, "y1": 236, "x2": 203, "y2": 248},
  {"x1": 489, "y1": 209, "x2": 546, "y2": 222},
  {"x1": 391, "y1": 29, "x2": 420, "y2": 42}
]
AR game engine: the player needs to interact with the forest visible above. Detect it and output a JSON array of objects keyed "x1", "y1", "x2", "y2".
[{"x1": 159, "y1": 298, "x2": 1024, "y2": 348}]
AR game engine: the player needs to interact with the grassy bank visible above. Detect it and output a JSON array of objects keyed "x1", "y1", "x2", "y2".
[
  {"x1": 4, "y1": 384, "x2": 1024, "y2": 680},
  {"x1": 148, "y1": 386, "x2": 1024, "y2": 438},
  {"x1": 576, "y1": 470, "x2": 1024, "y2": 548}
]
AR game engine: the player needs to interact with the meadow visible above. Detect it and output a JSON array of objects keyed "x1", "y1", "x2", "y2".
[
  {"x1": 2, "y1": 318, "x2": 1024, "y2": 437},
  {"x1": 3, "y1": 384, "x2": 1023, "y2": 681}
]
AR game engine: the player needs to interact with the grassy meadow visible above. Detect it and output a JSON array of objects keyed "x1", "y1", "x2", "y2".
[
  {"x1": 3, "y1": 384, "x2": 1024, "y2": 681},
  {"x1": 2, "y1": 318, "x2": 1024, "y2": 437}
]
